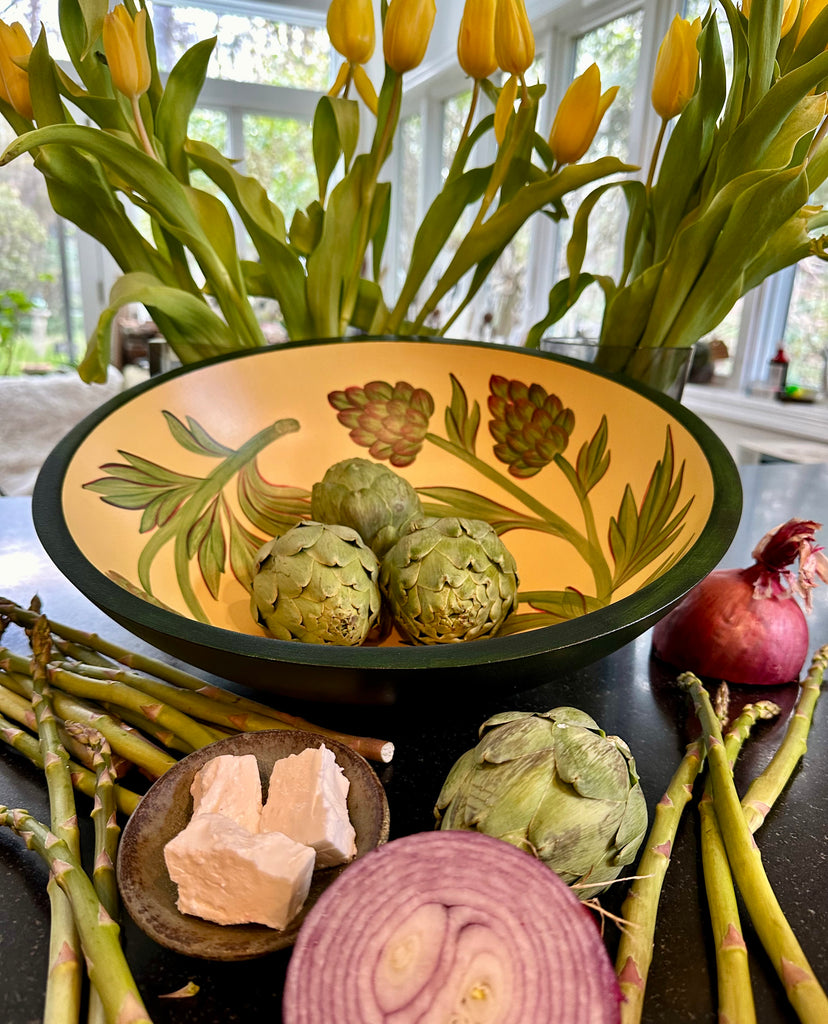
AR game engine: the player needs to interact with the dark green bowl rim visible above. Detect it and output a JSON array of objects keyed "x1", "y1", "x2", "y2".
[{"x1": 33, "y1": 336, "x2": 742, "y2": 673}]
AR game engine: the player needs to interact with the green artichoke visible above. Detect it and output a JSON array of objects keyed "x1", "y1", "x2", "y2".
[
  {"x1": 250, "y1": 521, "x2": 382, "y2": 645},
  {"x1": 434, "y1": 707, "x2": 648, "y2": 897},
  {"x1": 311, "y1": 457, "x2": 423, "y2": 558},
  {"x1": 380, "y1": 516, "x2": 518, "y2": 643}
]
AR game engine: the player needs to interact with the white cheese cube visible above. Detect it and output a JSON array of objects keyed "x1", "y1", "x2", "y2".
[
  {"x1": 164, "y1": 813, "x2": 315, "y2": 929},
  {"x1": 190, "y1": 753, "x2": 262, "y2": 833},
  {"x1": 261, "y1": 744, "x2": 357, "y2": 868}
]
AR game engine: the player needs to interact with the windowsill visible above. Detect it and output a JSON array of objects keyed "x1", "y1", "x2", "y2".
[{"x1": 683, "y1": 383, "x2": 828, "y2": 440}]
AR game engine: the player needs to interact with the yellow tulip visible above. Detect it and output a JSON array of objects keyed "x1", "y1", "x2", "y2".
[
  {"x1": 327, "y1": 0, "x2": 375, "y2": 65},
  {"x1": 383, "y1": 0, "x2": 436, "y2": 74},
  {"x1": 548, "y1": 63, "x2": 618, "y2": 165},
  {"x1": 0, "y1": 20, "x2": 33, "y2": 120},
  {"x1": 742, "y1": 0, "x2": 801, "y2": 36},
  {"x1": 102, "y1": 5, "x2": 151, "y2": 100},
  {"x1": 651, "y1": 14, "x2": 701, "y2": 122},
  {"x1": 782, "y1": 0, "x2": 803, "y2": 35},
  {"x1": 796, "y1": 0, "x2": 828, "y2": 43},
  {"x1": 494, "y1": 0, "x2": 534, "y2": 76},
  {"x1": 457, "y1": 0, "x2": 497, "y2": 81}
]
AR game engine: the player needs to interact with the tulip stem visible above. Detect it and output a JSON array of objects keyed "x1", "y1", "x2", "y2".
[
  {"x1": 447, "y1": 79, "x2": 482, "y2": 183},
  {"x1": 131, "y1": 95, "x2": 157, "y2": 160},
  {"x1": 645, "y1": 118, "x2": 668, "y2": 191},
  {"x1": 339, "y1": 73, "x2": 403, "y2": 333}
]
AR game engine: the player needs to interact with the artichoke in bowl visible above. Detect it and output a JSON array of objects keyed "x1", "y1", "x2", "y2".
[
  {"x1": 380, "y1": 516, "x2": 518, "y2": 644},
  {"x1": 311, "y1": 457, "x2": 423, "y2": 558},
  {"x1": 250, "y1": 521, "x2": 382, "y2": 646},
  {"x1": 434, "y1": 707, "x2": 648, "y2": 897}
]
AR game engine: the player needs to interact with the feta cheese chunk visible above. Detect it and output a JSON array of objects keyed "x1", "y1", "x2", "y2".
[
  {"x1": 190, "y1": 753, "x2": 262, "y2": 833},
  {"x1": 164, "y1": 813, "x2": 315, "y2": 929},
  {"x1": 261, "y1": 744, "x2": 357, "y2": 868}
]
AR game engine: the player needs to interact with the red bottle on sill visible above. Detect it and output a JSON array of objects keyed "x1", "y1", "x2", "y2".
[{"x1": 768, "y1": 345, "x2": 789, "y2": 394}]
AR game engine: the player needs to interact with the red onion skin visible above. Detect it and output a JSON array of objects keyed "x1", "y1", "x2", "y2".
[{"x1": 652, "y1": 565, "x2": 809, "y2": 685}]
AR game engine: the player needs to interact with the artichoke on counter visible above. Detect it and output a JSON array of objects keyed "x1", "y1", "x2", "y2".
[
  {"x1": 380, "y1": 516, "x2": 518, "y2": 644},
  {"x1": 434, "y1": 707, "x2": 648, "y2": 897},
  {"x1": 311, "y1": 457, "x2": 423, "y2": 558},
  {"x1": 250, "y1": 521, "x2": 382, "y2": 645}
]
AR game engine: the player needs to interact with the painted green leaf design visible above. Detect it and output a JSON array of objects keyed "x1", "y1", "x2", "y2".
[
  {"x1": 418, "y1": 487, "x2": 553, "y2": 536},
  {"x1": 237, "y1": 461, "x2": 311, "y2": 537},
  {"x1": 228, "y1": 512, "x2": 267, "y2": 590},
  {"x1": 444, "y1": 372, "x2": 479, "y2": 454},
  {"x1": 609, "y1": 428, "x2": 693, "y2": 590},
  {"x1": 188, "y1": 495, "x2": 227, "y2": 600},
  {"x1": 162, "y1": 411, "x2": 235, "y2": 457}
]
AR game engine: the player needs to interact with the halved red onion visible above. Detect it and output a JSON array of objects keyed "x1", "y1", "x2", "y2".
[{"x1": 283, "y1": 831, "x2": 621, "y2": 1023}]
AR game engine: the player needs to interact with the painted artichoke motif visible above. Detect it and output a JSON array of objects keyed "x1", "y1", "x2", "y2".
[
  {"x1": 328, "y1": 380, "x2": 435, "y2": 467},
  {"x1": 488, "y1": 375, "x2": 575, "y2": 478}
]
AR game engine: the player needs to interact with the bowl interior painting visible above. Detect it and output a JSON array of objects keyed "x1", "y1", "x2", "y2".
[{"x1": 36, "y1": 338, "x2": 741, "y2": 696}]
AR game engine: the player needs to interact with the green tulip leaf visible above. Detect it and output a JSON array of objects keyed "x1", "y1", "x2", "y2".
[
  {"x1": 306, "y1": 155, "x2": 369, "y2": 335},
  {"x1": 745, "y1": 0, "x2": 784, "y2": 110},
  {"x1": 313, "y1": 95, "x2": 360, "y2": 201},
  {"x1": 525, "y1": 273, "x2": 606, "y2": 349},
  {"x1": 185, "y1": 138, "x2": 312, "y2": 338},
  {"x1": 184, "y1": 185, "x2": 245, "y2": 293},
  {"x1": 370, "y1": 181, "x2": 391, "y2": 282},
  {"x1": 156, "y1": 37, "x2": 216, "y2": 182},
  {"x1": 58, "y1": 0, "x2": 109, "y2": 93},
  {"x1": 289, "y1": 201, "x2": 324, "y2": 257},
  {"x1": 663, "y1": 164, "x2": 809, "y2": 347},
  {"x1": 79, "y1": 270, "x2": 237, "y2": 382}
]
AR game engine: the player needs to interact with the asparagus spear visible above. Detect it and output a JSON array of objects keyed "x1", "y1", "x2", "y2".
[
  {"x1": 0, "y1": 599, "x2": 394, "y2": 763},
  {"x1": 1, "y1": 659, "x2": 179, "y2": 778},
  {"x1": 615, "y1": 737, "x2": 705, "y2": 1022},
  {"x1": 0, "y1": 713, "x2": 141, "y2": 814},
  {"x1": 66, "y1": 725, "x2": 121, "y2": 1024},
  {"x1": 0, "y1": 807, "x2": 152, "y2": 1024},
  {"x1": 679, "y1": 672, "x2": 828, "y2": 1023},
  {"x1": 740, "y1": 645, "x2": 828, "y2": 832},
  {"x1": 30, "y1": 616, "x2": 83, "y2": 1024},
  {"x1": 700, "y1": 699, "x2": 780, "y2": 1024}
]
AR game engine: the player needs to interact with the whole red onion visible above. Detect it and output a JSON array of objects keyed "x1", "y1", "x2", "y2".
[
  {"x1": 652, "y1": 518, "x2": 828, "y2": 685},
  {"x1": 283, "y1": 831, "x2": 621, "y2": 1023}
]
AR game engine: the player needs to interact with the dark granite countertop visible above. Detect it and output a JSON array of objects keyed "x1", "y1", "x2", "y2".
[{"x1": 1, "y1": 460, "x2": 827, "y2": 1023}]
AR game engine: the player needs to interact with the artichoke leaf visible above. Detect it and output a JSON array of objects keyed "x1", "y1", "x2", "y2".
[{"x1": 553, "y1": 725, "x2": 634, "y2": 802}]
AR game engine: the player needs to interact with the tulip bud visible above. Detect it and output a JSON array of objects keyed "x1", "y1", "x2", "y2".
[
  {"x1": 782, "y1": 0, "x2": 803, "y2": 35},
  {"x1": 796, "y1": 0, "x2": 828, "y2": 43},
  {"x1": 494, "y1": 0, "x2": 534, "y2": 77},
  {"x1": 102, "y1": 5, "x2": 151, "y2": 101},
  {"x1": 548, "y1": 63, "x2": 618, "y2": 165},
  {"x1": 0, "y1": 20, "x2": 33, "y2": 120},
  {"x1": 458, "y1": 0, "x2": 497, "y2": 81},
  {"x1": 742, "y1": 0, "x2": 801, "y2": 36},
  {"x1": 383, "y1": 0, "x2": 436, "y2": 74},
  {"x1": 327, "y1": 0, "x2": 375, "y2": 65},
  {"x1": 651, "y1": 14, "x2": 701, "y2": 122}
]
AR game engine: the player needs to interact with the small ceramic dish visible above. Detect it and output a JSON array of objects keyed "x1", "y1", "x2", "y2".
[{"x1": 116, "y1": 729, "x2": 390, "y2": 960}]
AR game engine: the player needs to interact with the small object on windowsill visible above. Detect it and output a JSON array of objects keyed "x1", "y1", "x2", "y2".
[
  {"x1": 748, "y1": 380, "x2": 779, "y2": 400},
  {"x1": 768, "y1": 345, "x2": 789, "y2": 393},
  {"x1": 776, "y1": 385, "x2": 818, "y2": 404}
]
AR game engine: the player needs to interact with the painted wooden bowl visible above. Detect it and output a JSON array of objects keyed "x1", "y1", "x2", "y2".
[{"x1": 33, "y1": 337, "x2": 741, "y2": 704}]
